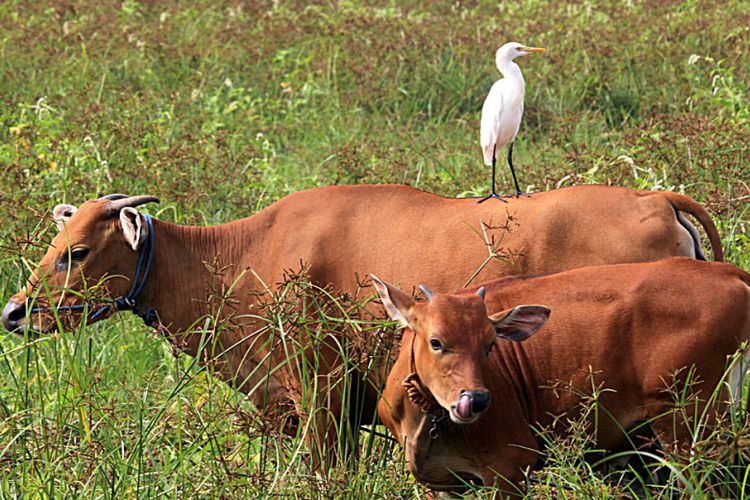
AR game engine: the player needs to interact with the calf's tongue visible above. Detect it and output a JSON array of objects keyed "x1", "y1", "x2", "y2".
[{"x1": 456, "y1": 393, "x2": 473, "y2": 419}]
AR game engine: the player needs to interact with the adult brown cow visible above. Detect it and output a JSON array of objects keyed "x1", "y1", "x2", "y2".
[
  {"x1": 374, "y1": 258, "x2": 750, "y2": 495},
  {"x1": 1, "y1": 185, "x2": 722, "y2": 465}
]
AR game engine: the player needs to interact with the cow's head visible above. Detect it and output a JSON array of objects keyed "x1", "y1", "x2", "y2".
[
  {"x1": 2, "y1": 195, "x2": 159, "y2": 334},
  {"x1": 372, "y1": 275, "x2": 549, "y2": 424}
]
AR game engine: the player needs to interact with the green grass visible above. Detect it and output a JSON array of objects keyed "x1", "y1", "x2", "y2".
[{"x1": 1, "y1": 0, "x2": 749, "y2": 497}]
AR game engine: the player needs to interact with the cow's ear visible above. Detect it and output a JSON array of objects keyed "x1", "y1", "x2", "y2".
[
  {"x1": 490, "y1": 305, "x2": 550, "y2": 342},
  {"x1": 119, "y1": 207, "x2": 146, "y2": 251},
  {"x1": 53, "y1": 204, "x2": 78, "y2": 231},
  {"x1": 371, "y1": 275, "x2": 415, "y2": 328}
]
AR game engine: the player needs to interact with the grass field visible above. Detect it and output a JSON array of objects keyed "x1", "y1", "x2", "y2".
[{"x1": 1, "y1": 0, "x2": 749, "y2": 497}]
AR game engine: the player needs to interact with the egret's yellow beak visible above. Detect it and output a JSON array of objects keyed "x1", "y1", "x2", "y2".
[{"x1": 521, "y1": 46, "x2": 546, "y2": 53}]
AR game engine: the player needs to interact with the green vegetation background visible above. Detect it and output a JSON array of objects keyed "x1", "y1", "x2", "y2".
[{"x1": 0, "y1": 0, "x2": 748, "y2": 497}]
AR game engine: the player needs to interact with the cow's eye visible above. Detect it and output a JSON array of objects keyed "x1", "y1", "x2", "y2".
[
  {"x1": 430, "y1": 338, "x2": 443, "y2": 351},
  {"x1": 70, "y1": 248, "x2": 89, "y2": 261}
]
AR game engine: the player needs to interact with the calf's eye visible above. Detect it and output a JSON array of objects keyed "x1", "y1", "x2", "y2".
[
  {"x1": 430, "y1": 338, "x2": 443, "y2": 351},
  {"x1": 71, "y1": 248, "x2": 89, "y2": 261}
]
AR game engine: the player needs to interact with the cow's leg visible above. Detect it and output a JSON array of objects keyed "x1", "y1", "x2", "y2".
[
  {"x1": 302, "y1": 374, "x2": 343, "y2": 472},
  {"x1": 729, "y1": 346, "x2": 750, "y2": 416},
  {"x1": 482, "y1": 446, "x2": 537, "y2": 498},
  {"x1": 301, "y1": 371, "x2": 364, "y2": 472},
  {"x1": 650, "y1": 413, "x2": 694, "y2": 456},
  {"x1": 648, "y1": 401, "x2": 712, "y2": 491},
  {"x1": 480, "y1": 467, "x2": 526, "y2": 499}
]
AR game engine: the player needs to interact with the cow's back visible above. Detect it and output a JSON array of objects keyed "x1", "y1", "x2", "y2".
[
  {"x1": 479, "y1": 258, "x2": 750, "y2": 447},
  {"x1": 247, "y1": 184, "x2": 703, "y2": 294}
]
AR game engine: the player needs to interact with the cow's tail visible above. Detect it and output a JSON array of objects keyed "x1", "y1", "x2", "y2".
[{"x1": 661, "y1": 192, "x2": 724, "y2": 262}]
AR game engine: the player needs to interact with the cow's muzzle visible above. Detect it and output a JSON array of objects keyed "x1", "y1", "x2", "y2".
[
  {"x1": 450, "y1": 389, "x2": 491, "y2": 423},
  {"x1": 2, "y1": 299, "x2": 26, "y2": 333}
]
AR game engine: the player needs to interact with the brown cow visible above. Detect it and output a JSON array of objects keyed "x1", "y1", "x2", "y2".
[
  {"x1": 0, "y1": 185, "x2": 722, "y2": 465},
  {"x1": 374, "y1": 258, "x2": 750, "y2": 495}
]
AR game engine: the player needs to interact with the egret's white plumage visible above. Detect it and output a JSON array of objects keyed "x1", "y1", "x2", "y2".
[
  {"x1": 479, "y1": 41, "x2": 545, "y2": 201},
  {"x1": 481, "y1": 77, "x2": 523, "y2": 167}
]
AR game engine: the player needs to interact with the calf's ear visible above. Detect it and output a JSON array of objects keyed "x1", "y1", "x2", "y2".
[
  {"x1": 119, "y1": 207, "x2": 147, "y2": 251},
  {"x1": 490, "y1": 305, "x2": 550, "y2": 342},
  {"x1": 53, "y1": 204, "x2": 78, "y2": 231},
  {"x1": 371, "y1": 275, "x2": 415, "y2": 328}
]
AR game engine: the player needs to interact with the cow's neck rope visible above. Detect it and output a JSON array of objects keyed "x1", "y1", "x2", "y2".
[
  {"x1": 402, "y1": 329, "x2": 448, "y2": 439},
  {"x1": 31, "y1": 214, "x2": 158, "y2": 326}
]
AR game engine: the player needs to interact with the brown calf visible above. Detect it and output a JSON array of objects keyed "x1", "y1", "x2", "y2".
[
  {"x1": 1, "y1": 185, "x2": 722, "y2": 465},
  {"x1": 375, "y1": 258, "x2": 750, "y2": 494}
]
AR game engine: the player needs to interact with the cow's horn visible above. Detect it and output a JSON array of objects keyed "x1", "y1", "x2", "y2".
[
  {"x1": 107, "y1": 195, "x2": 160, "y2": 215},
  {"x1": 418, "y1": 284, "x2": 434, "y2": 302},
  {"x1": 99, "y1": 194, "x2": 129, "y2": 201},
  {"x1": 476, "y1": 287, "x2": 486, "y2": 301}
]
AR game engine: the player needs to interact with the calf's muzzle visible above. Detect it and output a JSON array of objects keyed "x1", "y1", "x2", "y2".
[
  {"x1": 2, "y1": 299, "x2": 25, "y2": 333},
  {"x1": 454, "y1": 389, "x2": 492, "y2": 421},
  {"x1": 469, "y1": 390, "x2": 491, "y2": 414}
]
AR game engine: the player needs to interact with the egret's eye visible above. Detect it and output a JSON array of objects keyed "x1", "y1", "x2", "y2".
[
  {"x1": 430, "y1": 338, "x2": 443, "y2": 351},
  {"x1": 70, "y1": 248, "x2": 89, "y2": 261}
]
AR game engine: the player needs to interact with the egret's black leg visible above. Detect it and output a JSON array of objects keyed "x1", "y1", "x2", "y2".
[
  {"x1": 478, "y1": 144, "x2": 507, "y2": 204},
  {"x1": 507, "y1": 142, "x2": 526, "y2": 197}
]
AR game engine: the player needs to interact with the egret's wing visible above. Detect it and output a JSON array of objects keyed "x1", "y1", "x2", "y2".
[
  {"x1": 480, "y1": 80, "x2": 506, "y2": 166},
  {"x1": 513, "y1": 100, "x2": 524, "y2": 141}
]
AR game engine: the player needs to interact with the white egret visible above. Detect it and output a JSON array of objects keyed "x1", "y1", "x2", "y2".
[{"x1": 479, "y1": 42, "x2": 546, "y2": 202}]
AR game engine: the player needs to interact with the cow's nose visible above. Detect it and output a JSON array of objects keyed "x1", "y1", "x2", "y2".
[
  {"x1": 2, "y1": 300, "x2": 26, "y2": 333},
  {"x1": 469, "y1": 390, "x2": 491, "y2": 414}
]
